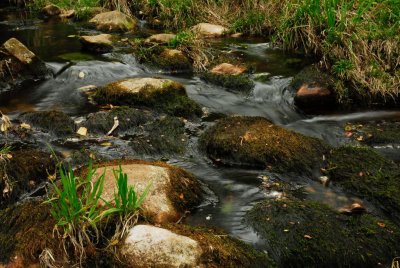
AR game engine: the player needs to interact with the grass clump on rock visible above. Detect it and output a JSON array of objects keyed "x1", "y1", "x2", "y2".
[
  {"x1": 325, "y1": 146, "x2": 400, "y2": 224},
  {"x1": 246, "y1": 198, "x2": 400, "y2": 268},
  {"x1": 201, "y1": 72, "x2": 254, "y2": 93},
  {"x1": 93, "y1": 77, "x2": 202, "y2": 118},
  {"x1": 200, "y1": 116, "x2": 328, "y2": 174}
]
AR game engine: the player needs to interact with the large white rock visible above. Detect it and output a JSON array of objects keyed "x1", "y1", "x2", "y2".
[{"x1": 121, "y1": 225, "x2": 202, "y2": 268}]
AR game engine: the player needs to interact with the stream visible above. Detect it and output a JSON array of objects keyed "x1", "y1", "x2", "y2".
[{"x1": 1, "y1": 4, "x2": 400, "y2": 253}]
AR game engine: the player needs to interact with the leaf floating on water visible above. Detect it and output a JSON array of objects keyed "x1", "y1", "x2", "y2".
[
  {"x1": 76, "y1": 127, "x2": 88, "y2": 136},
  {"x1": 356, "y1": 136, "x2": 364, "y2": 141},
  {"x1": 78, "y1": 71, "x2": 85, "y2": 79},
  {"x1": 20, "y1": 123, "x2": 31, "y2": 129},
  {"x1": 344, "y1": 125, "x2": 353, "y2": 132},
  {"x1": 100, "y1": 142, "x2": 112, "y2": 147},
  {"x1": 377, "y1": 222, "x2": 386, "y2": 228},
  {"x1": 283, "y1": 229, "x2": 289, "y2": 232}
]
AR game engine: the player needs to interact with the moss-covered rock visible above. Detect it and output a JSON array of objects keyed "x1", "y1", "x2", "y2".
[
  {"x1": 93, "y1": 77, "x2": 202, "y2": 118},
  {"x1": 0, "y1": 148, "x2": 56, "y2": 208},
  {"x1": 200, "y1": 116, "x2": 328, "y2": 174},
  {"x1": 79, "y1": 159, "x2": 203, "y2": 223},
  {"x1": 20, "y1": 110, "x2": 75, "y2": 136},
  {"x1": 0, "y1": 199, "x2": 59, "y2": 265},
  {"x1": 325, "y1": 146, "x2": 400, "y2": 224},
  {"x1": 246, "y1": 198, "x2": 400, "y2": 267},
  {"x1": 162, "y1": 224, "x2": 275, "y2": 267},
  {"x1": 0, "y1": 38, "x2": 50, "y2": 88},
  {"x1": 144, "y1": 33, "x2": 176, "y2": 45},
  {"x1": 201, "y1": 72, "x2": 254, "y2": 92},
  {"x1": 344, "y1": 121, "x2": 400, "y2": 145},
  {"x1": 130, "y1": 116, "x2": 187, "y2": 156},
  {"x1": 83, "y1": 106, "x2": 151, "y2": 135},
  {"x1": 89, "y1": 10, "x2": 138, "y2": 32},
  {"x1": 133, "y1": 43, "x2": 193, "y2": 73}
]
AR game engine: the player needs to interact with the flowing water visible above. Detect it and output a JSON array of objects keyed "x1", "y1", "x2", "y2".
[{"x1": 1, "y1": 5, "x2": 400, "y2": 250}]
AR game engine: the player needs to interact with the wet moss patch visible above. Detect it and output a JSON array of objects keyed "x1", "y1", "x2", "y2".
[
  {"x1": 201, "y1": 72, "x2": 254, "y2": 93},
  {"x1": 325, "y1": 146, "x2": 400, "y2": 224},
  {"x1": 83, "y1": 106, "x2": 151, "y2": 135},
  {"x1": 130, "y1": 116, "x2": 187, "y2": 156},
  {"x1": 93, "y1": 79, "x2": 202, "y2": 118},
  {"x1": 344, "y1": 121, "x2": 400, "y2": 145},
  {"x1": 0, "y1": 148, "x2": 56, "y2": 208},
  {"x1": 200, "y1": 116, "x2": 329, "y2": 174},
  {"x1": 0, "y1": 199, "x2": 59, "y2": 265},
  {"x1": 163, "y1": 224, "x2": 275, "y2": 268},
  {"x1": 20, "y1": 110, "x2": 75, "y2": 136},
  {"x1": 246, "y1": 198, "x2": 400, "y2": 268}
]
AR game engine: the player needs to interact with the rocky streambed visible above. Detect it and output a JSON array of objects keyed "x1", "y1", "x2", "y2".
[{"x1": 1, "y1": 3, "x2": 400, "y2": 268}]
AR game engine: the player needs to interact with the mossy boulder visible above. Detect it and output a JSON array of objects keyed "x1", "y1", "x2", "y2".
[
  {"x1": 80, "y1": 34, "x2": 114, "y2": 53},
  {"x1": 130, "y1": 116, "x2": 187, "y2": 156},
  {"x1": 20, "y1": 110, "x2": 75, "y2": 136},
  {"x1": 80, "y1": 159, "x2": 203, "y2": 223},
  {"x1": 325, "y1": 146, "x2": 400, "y2": 224},
  {"x1": 200, "y1": 116, "x2": 328, "y2": 174},
  {"x1": 133, "y1": 44, "x2": 193, "y2": 73},
  {"x1": 82, "y1": 106, "x2": 151, "y2": 136},
  {"x1": 291, "y1": 65, "x2": 336, "y2": 113},
  {"x1": 0, "y1": 200, "x2": 59, "y2": 266},
  {"x1": 161, "y1": 224, "x2": 275, "y2": 267},
  {"x1": 246, "y1": 198, "x2": 400, "y2": 267},
  {"x1": 0, "y1": 148, "x2": 56, "y2": 208},
  {"x1": 0, "y1": 38, "x2": 50, "y2": 89},
  {"x1": 201, "y1": 71, "x2": 254, "y2": 93},
  {"x1": 144, "y1": 33, "x2": 176, "y2": 45},
  {"x1": 89, "y1": 10, "x2": 137, "y2": 32},
  {"x1": 192, "y1": 23, "x2": 228, "y2": 38},
  {"x1": 93, "y1": 77, "x2": 202, "y2": 117}
]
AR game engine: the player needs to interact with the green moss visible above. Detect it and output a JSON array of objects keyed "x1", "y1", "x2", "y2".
[
  {"x1": 200, "y1": 116, "x2": 329, "y2": 174},
  {"x1": 163, "y1": 224, "x2": 275, "y2": 268},
  {"x1": 94, "y1": 81, "x2": 202, "y2": 118},
  {"x1": 83, "y1": 106, "x2": 151, "y2": 135},
  {"x1": 130, "y1": 116, "x2": 187, "y2": 155},
  {"x1": 344, "y1": 121, "x2": 400, "y2": 145},
  {"x1": 0, "y1": 200, "x2": 59, "y2": 264},
  {"x1": 58, "y1": 52, "x2": 97, "y2": 62},
  {"x1": 326, "y1": 146, "x2": 400, "y2": 224},
  {"x1": 134, "y1": 44, "x2": 193, "y2": 73},
  {"x1": 21, "y1": 110, "x2": 75, "y2": 136},
  {"x1": 246, "y1": 198, "x2": 400, "y2": 267},
  {"x1": 201, "y1": 72, "x2": 254, "y2": 93},
  {"x1": 0, "y1": 148, "x2": 56, "y2": 208}
]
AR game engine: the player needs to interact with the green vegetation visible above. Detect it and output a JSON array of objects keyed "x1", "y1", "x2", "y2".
[
  {"x1": 46, "y1": 161, "x2": 150, "y2": 261},
  {"x1": 21, "y1": 110, "x2": 75, "y2": 136},
  {"x1": 325, "y1": 146, "x2": 400, "y2": 225},
  {"x1": 246, "y1": 198, "x2": 400, "y2": 267},
  {"x1": 201, "y1": 72, "x2": 254, "y2": 93}
]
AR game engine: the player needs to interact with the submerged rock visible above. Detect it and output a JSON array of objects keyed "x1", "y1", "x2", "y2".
[
  {"x1": 89, "y1": 10, "x2": 137, "y2": 32},
  {"x1": 192, "y1": 23, "x2": 228, "y2": 38},
  {"x1": 201, "y1": 65, "x2": 254, "y2": 92},
  {"x1": 93, "y1": 77, "x2": 202, "y2": 117},
  {"x1": 325, "y1": 146, "x2": 400, "y2": 224},
  {"x1": 144, "y1": 33, "x2": 176, "y2": 45},
  {"x1": 200, "y1": 116, "x2": 328, "y2": 174},
  {"x1": 20, "y1": 110, "x2": 75, "y2": 136},
  {"x1": 120, "y1": 225, "x2": 202, "y2": 267},
  {"x1": 246, "y1": 198, "x2": 400, "y2": 267},
  {"x1": 81, "y1": 159, "x2": 203, "y2": 223},
  {"x1": 0, "y1": 148, "x2": 56, "y2": 208},
  {"x1": 80, "y1": 34, "x2": 114, "y2": 53},
  {"x1": 291, "y1": 65, "x2": 336, "y2": 113},
  {"x1": 0, "y1": 38, "x2": 50, "y2": 89}
]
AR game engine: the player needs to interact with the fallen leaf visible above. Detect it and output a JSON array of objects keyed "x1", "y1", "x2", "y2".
[
  {"x1": 356, "y1": 136, "x2": 364, "y2": 141},
  {"x1": 304, "y1": 235, "x2": 312, "y2": 240},
  {"x1": 283, "y1": 229, "x2": 289, "y2": 232},
  {"x1": 100, "y1": 142, "x2": 112, "y2": 147},
  {"x1": 179, "y1": 193, "x2": 184, "y2": 200},
  {"x1": 377, "y1": 222, "x2": 386, "y2": 228},
  {"x1": 78, "y1": 71, "x2": 85, "y2": 78},
  {"x1": 345, "y1": 132, "x2": 353, "y2": 138},
  {"x1": 76, "y1": 127, "x2": 88, "y2": 136},
  {"x1": 106, "y1": 116, "x2": 119, "y2": 136},
  {"x1": 20, "y1": 123, "x2": 31, "y2": 129}
]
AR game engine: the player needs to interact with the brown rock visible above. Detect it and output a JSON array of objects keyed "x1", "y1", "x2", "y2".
[
  {"x1": 145, "y1": 33, "x2": 176, "y2": 44},
  {"x1": 89, "y1": 10, "x2": 137, "y2": 32},
  {"x1": 192, "y1": 23, "x2": 228, "y2": 38},
  {"x1": 80, "y1": 34, "x2": 113, "y2": 53},
  {"x1": 41, "y1": 4, "x2": 61, "y2": 17},
  {"x1": 211, "y1": 63, "x2": 246, "y2": 75},
  {"x1": 87, "y1": 160, "x2": 203, "y2": 223},
  {"x1": 338, "y1": 202, "x2": 366, "y2": 215}
]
